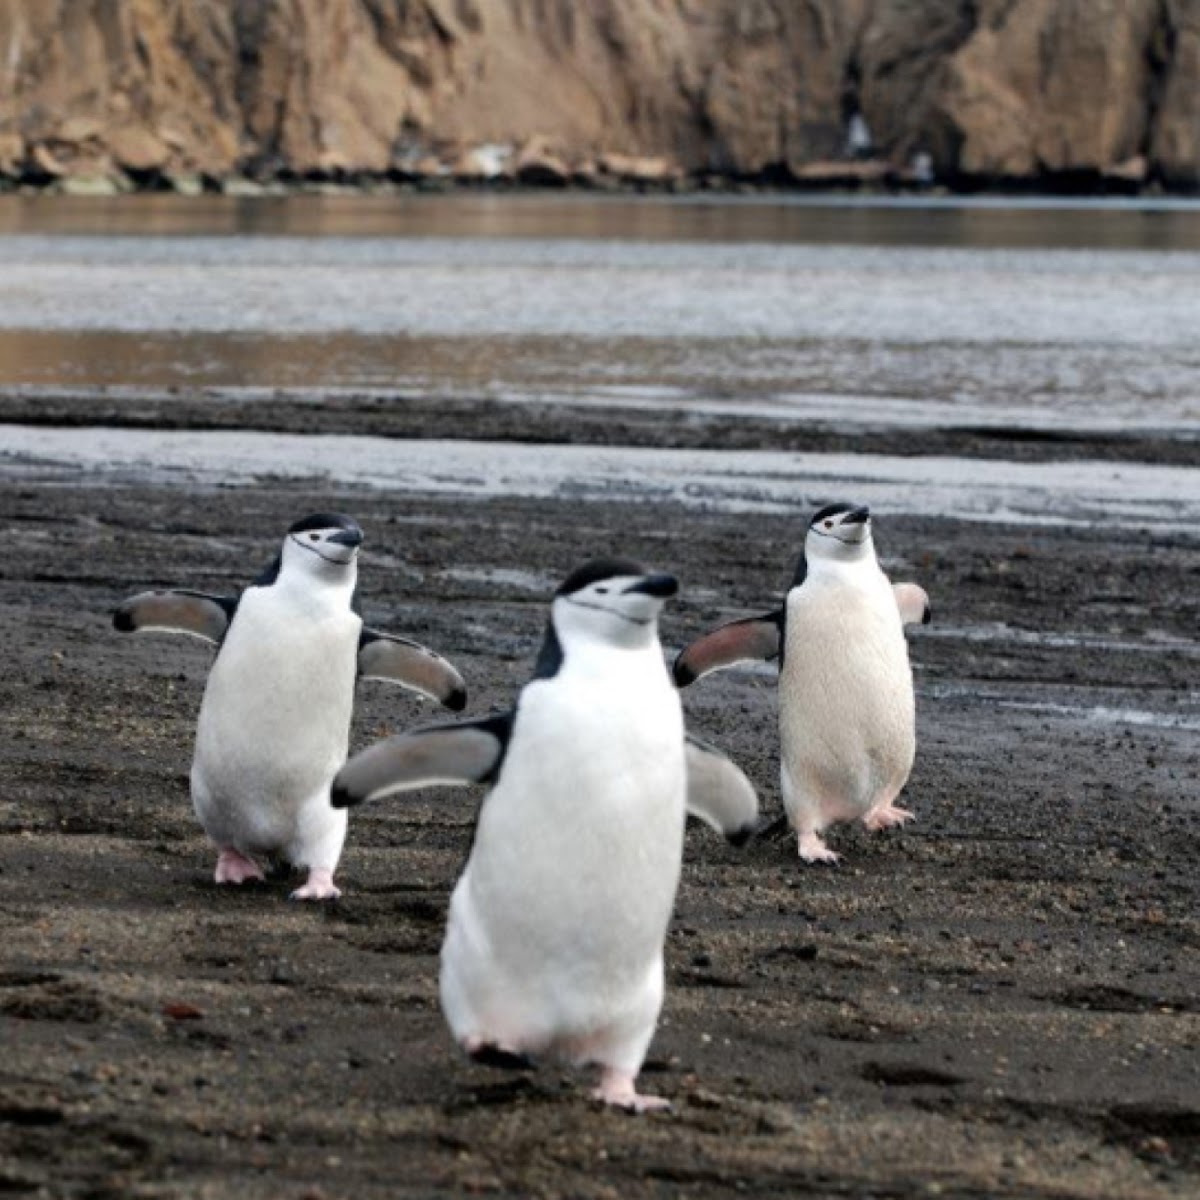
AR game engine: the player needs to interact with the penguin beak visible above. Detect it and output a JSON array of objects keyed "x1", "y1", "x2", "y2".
[
  {"x1": 622, "y1": 573, "x2": 679, "y2": 599},
  {"x1": 842, "y1": 506, "x2": 870, "y2": 526},
  {"x1": 328, "y1": 528, "x2": 364, "y2": 548}
]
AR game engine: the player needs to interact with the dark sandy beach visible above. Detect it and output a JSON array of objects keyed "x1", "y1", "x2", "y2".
[{"x1": 1, "y1": 386, "x2": 1197, "y2": 1199}]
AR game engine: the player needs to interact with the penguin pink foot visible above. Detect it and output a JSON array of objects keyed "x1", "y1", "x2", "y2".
[
  {"x1": 214, "y1": 847, "x2": 265, "y2": 885},
  {"x1": 592, "y1": 1068, "x2": 670, "y2": 1113},
  {"x1": 798, "y1": 831, "x2": 840, "y2": 864},
  {"x1": 863, "y1": 804, "x2": 915, "y2": 832},
  {"x1": 290, "y1": 868, "x2": 341, "y2": 901}
]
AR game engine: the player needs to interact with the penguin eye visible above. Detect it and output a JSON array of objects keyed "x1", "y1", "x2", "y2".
[
  {"x1": 595, "y1": 587, "x2": 609, "y2": 595},
  {"x1": 309, "y1": 533, "x2": 320, "y2": 541},
  {"x1": 824, "y1": 520, "x2": 833, "y2": 529}
]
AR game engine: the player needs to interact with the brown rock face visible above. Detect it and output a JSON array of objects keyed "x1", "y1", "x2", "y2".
[
  {"x1": 0, "y1": 0, "x2": 1196, "y2": 187},
  {"x1": 0, "y1": 0, "x2": 239, "y2": 176},
  {"x1": 1153, "y1": 0, "x2": 1200, "y2": 186},
  {"x1": 937, "y1": 0, "x2": 1162, "y2": 178}
]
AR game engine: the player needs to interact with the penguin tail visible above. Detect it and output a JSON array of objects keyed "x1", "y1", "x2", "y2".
[{"x1": 467, "y1": 1043, "x2": 536, "y2": 1072}]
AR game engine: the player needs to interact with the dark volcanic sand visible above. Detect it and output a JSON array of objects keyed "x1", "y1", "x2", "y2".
[{"x1": 1, "y1": 410, "x2": 1198, "y2": 1198}]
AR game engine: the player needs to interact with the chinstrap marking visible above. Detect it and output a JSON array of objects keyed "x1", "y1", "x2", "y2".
[
  {"x1": 289, "y1": 533, "x2": 358, "y2": 566},
  {"x1": 564, "y1": 596, "x2": 653, "y2": 625},
  {"x1": 809, "y1": 525, "x2": 871, "y2": 545}
]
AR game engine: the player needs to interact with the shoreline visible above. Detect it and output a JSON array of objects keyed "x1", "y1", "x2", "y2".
[{"x1": 3, "y1": 170, "x2": 1198, "y2": 203}]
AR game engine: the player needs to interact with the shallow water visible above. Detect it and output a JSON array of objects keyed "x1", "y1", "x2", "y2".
[
  {"x1": 0, "y1": 194, "x2": 1198, "y2": 440},
  {"x1": 2, "y1": 237, "x2": 1197, "y2": 346},
  {"x1": 4, "y1": 191, "x2": 1200, "y2": 245}
]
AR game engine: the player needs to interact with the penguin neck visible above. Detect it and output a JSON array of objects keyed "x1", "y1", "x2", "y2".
[
  {"x1": 539, "y1": 616, "x2": 662, "y2": 682},
  {"x1": 275, "y1": 559, "x2": 359, "y2": 612},
  {"x1": 803, "y1": 544, "x2": 879, "y2": 587}
]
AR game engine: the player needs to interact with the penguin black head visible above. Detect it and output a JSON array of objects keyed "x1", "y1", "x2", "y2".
[
  {"x1": 539, "y1": 557, "x2": 679, "y2": 668},
  {"x1": 790, "y1": 503, "x2": 873, "y2": 586},
  {"x1": 280, "y1": 512, "x2": 364, "y2": 576},
  {"x1": 808, "y1": 502, "x2": 872, "y2": 549}
]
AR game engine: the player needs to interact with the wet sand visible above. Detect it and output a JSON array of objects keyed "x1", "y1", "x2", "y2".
[{"x1": 1, "y1": 394, "x2": 1198, "y2": 1198}]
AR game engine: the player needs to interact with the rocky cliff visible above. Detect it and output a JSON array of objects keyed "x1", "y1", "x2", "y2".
[{"x1": 0, "y1": 0, "x2": 1197, "y2": 190}]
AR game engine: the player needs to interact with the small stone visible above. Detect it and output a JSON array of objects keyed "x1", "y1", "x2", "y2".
[
  {"x1": 515, "y1": 135, "x2": 570, "y2": 186},
  {"x1": 60, "y1": 175, "x2": 120, "y2": 197},
  {"x1": 222, "y1": 177, "x2": 265, "y2": 196},
  {"x1": 109, "y1": 125, "x2": 170, "y2": 171},
  {"x1": 57, "y1": 116, "x2": 103, "y2": 144},
  {"x1": 791, "y1": 158, "x2": 891, "y2": 184},
  {"x1": 1104, "y1": 155, "x2": 1148, "y2": 183},
  {"x1": 452, "y1": 144, "x2": 512, "y2": 180},
  {"x1": 162, "y1": 1002, "x2": 204, "y2": 1021},
  {"x1": 597, "y1": 151, "x2": 681, "y2": 184},
  {"x1": 166, "y1": 172, "x2": 204, "y2": 197}
]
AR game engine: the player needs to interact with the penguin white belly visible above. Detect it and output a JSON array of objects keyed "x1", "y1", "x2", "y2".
[
  {"x1": 441, "y1": 661, "x2": 685, "y2": 1067},
  {"x1": 191, "y1": 588, "x2": 358, "y2": 864},
  {"x1": 780, "y1": 576, "x2": 915, "y2": 827}
]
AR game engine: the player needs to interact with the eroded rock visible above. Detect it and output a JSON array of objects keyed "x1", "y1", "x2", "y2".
[{"x1": 0, "y1": 0, "x2": 1195, "y2": 189}]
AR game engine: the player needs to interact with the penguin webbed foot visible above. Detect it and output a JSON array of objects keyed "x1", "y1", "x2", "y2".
[
  {"x1": 289, "y1": 868, "x2": 342, "y2": 901},
  {"x1": 863, "y1": 804, "x2": 916, "y2": 832},
  {"x1": 797, "y1": 832, "x2": 841, "y2": 864},
  {"x1": 591, "y1": 1068, "x2": 672, "y2": 1114},
  {"x1": 214, "y1": 848, "x2": 267, "y2": 885}
]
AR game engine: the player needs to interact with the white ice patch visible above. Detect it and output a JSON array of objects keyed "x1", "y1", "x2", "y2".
[
  {"x1": 439, "y1": 566, "x2": 554, "y2": 592},
  {"x1": 2, "y1": 425, "x2": 1198, "y2": 535},
  {"x1": 992, "y1": 700, "x2": 1200, "y2": 733},
  {"x1": 920, "y1": 623, "x2": 1200, "y2": 658}
]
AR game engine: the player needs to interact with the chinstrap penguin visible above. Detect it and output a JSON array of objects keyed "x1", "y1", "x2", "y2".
[
  {"x1": 674, "y1": 504, "x2": 930, "y2": 864},
  {"x1": 114, "y1": 513, "x2": 468, "y2": 900},
  {"x1": 331, "y1": 558, "x2": 759, "y2": 1111}
]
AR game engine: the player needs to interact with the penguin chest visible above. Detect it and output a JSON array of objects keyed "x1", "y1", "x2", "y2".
[
  {"x1": 780, "y1": 578, "x2": 915, "y2": 803},
  {"x1": 459, "y1": 663, "x2": 686, "y2": 977},
  {"x1": 195, "y1": 589, "x2": 359, "y2": 796}
]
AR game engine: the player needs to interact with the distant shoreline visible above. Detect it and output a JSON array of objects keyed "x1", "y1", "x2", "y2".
[{"x1": 2, "y1": 167, "x2": 1197, "y2": 204}]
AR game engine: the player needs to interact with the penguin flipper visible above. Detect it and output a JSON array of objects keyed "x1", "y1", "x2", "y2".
[
  {"x1": 358, "y1": 628, "x2": 468, "y2": 711},
  {"x1": 331, "y1": 712, "x2": 513, "y2": 808},
  {"x1": 893, "y1": 583, "x2": 932, "y2": 626},
  {"x1": 684, "y1": 735, "x2": 760, "y2": 845},
  {"x1": 673, "y1": 612, "x2": 782, "y2": 687},
  {"x1": 112, "y1": 589, "x2": 235, "y2": 644}
]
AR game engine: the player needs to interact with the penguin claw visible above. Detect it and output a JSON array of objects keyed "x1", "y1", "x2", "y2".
[
  {"x1": 289, "y1": 886, "x2": 341, "y2": 902},
  {"x1": 798, "y1": 833, "x2": 840, "y2": 864},
  {"x1": 593, "y1": 1091, "x2": 672, "y2": 1114},
  {"x1": 863, "y1": 805, "x2": 916, "y2": 832}
]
